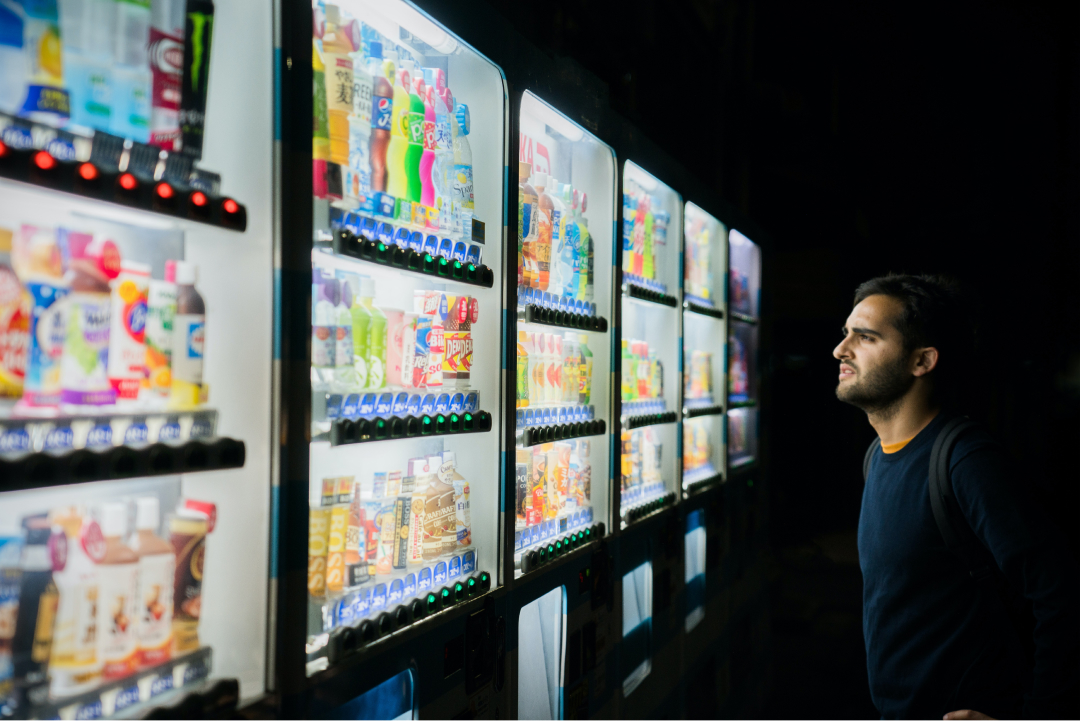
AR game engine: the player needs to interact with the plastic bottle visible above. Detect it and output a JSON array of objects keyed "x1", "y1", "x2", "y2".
[
  {"x1": 518, "y1": 162, "x2": 539, "y2": 289},
  {"x1": 169, "y1": 261, "x2": 205, "y2": 409},
  {"x1": 0, "y1": 229, "x2": 29, "y2": 397},
  {"x1": 358, "y1": 277, "x2": 386, "y2": 390},
  {"x1": 452, "y1": 103, "x2": 474, "y2": 233},
  {"x1": 534, "y1": 172, "x2": 553, "y2": 291},
  {"x1": 559, "y1": 183, "x2": 581, "y2": 300},
  {"x1": 432, "y1": 79, "x2": 454, "y2": 230},
  {"x1": 321, "y1": 6, "x2": 352, "y2": 167},
  {"x1": 404, "y1": 72, "x2": 426, "y2": 205},
  {"x1": 385, "y1": 65, "x2": 410, "y2": 199},
  {"x1": 96, "y1": 502, "x2": 139, "y2": 681},
  {"x1": 547, "y1": 176, "x2": 570, "y2": 297},
  {"x1": 529, "y1": 332, "x2": 545, "y2": 407},
  {"x1": 168, "y1": 507, "x2": 208, "y2": 653},
  {"x1": 61, "y1": 0, "x2": 115, "y2": 133},
  {"x1": 15, "y1": 0, "x2": 69, "y2": 123},
  {"x1": 545, "y1": 333, "x2": 561, "y2": 405},
  {"x1": 346, "y1": 46, "x2": 373, "y2": 203},
  {"x1": 348, "y1": 276, "x2": 371, "y2": 389},
  {"x1": 562, "y1": 333, "x2": 578, "y2": 405},
  {"x1": 110, "y1": 0, "x2": 152, "y2": 142},
  {"x1": 311, "y1": 271, "x2": 334, "y2": 391},
  {"x1": 419, "y1": 84, "x2": 437, "y2": 208},
  {"x1": 621, "y1": 339, "x2": 634, "y2": 402},
  {"x1": 580, "y1": 193, "x2": 594, "y2": 302},
  {"x1": 516, "y1": 330, "x2": 529, "y2": 408},
  {"x1": 61, "y1": 237, "x2": 120, "y2": 409},
  {"x1": 107, "y1": 260, "x2": 149, "y2": 403},
  {"x1": 368, "y1": 50, "x2": 393, "y2": 193},
  {"x1": 7, "y1": 515, "x2": 56, "y2": 712},
  {"x1": 128, "y1": 497, "x2": 173, "y2": 668},
  {"x1": 578, "y1": 334, "x2": 592, "y2": 405},
  {"x1": 312, "y1": 40, "x2": 330, "y2": 162},
  {"x1": 49, "y1": 507, "x2": 101, "y2": 694},
  {"x1": 144, "y1": 268, "x2": 176, "y2": 400},
  {"x1": 334, "y1": 279, "x2": 358, "y2": 390}
]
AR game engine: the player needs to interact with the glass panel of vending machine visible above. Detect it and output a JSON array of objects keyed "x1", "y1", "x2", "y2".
[
  {"x1": 0, "y1": 0, "x2": 274, "y2": 716},
  {"x1": 726, "y1": 229, "x2": 760, "y2": 470},
  {"x1": 682, "y1": 203, "x2": 727, "y2": 491},
  {"x1": 618, "y1": 162, "x2": 681, "y2": 525},
  {"x1": 514, "y1": 91, "x2": 615, "y2": 575},
  {"x1": 306, "y1": 0, "x2": 505, "y2": 673}
]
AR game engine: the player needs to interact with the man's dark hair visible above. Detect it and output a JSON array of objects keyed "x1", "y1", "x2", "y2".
[{"x1": 853, "y1": 273, "x2": 978, "y2": 407}]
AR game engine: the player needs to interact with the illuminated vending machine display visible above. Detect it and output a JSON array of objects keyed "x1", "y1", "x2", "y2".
[
  {"x1": 681, "y1": 203, "x2": 728, "y2": 493},
  {"x1": 0, "y1": 1, "x2": 273, "y2": 717},
  {"x1": 617, "y1": 162, "x2": 681, "y2": 527},
  {"x1": 726, "y1": 229, "x2": 760, "y2": 469},
  {"x1": 513, "y1": 91, "x2": 614, "y2": 577},
  {"x1": 306, "y1": 0, "x2": 503, "y2": 675}
]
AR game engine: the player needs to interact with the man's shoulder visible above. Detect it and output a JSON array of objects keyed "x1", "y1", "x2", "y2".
[{"x1": 946, "y1": 417, "x2": 999, "y2": 467}]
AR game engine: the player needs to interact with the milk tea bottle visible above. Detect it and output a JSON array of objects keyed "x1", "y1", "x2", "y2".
[
  {"x1": 129, "y1": 498, "x2": 174, "y2": 668},
  {"x1": 96, "y1": 503, "x2": 139, "y2": 681}
]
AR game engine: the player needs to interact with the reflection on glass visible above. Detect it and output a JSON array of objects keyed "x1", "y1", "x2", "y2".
[
  {"x1": 336, "y1": 667, "x2": 416, "y2": 720},
  {"x1": 727, "y1": 407, "x2": 759, "y2": 467},
  {"x1": 518, "y1": 586, "x2": 566, "y2": 720},
  {"x1": 728, "y1": 229, "x2": 761, "y2": 319},
  {"x1": 621, "y1": 561, "x2": 652, "y2": 696},
  {"x1": 685, "y1": 509, "x2": 707, "y2": 633}
]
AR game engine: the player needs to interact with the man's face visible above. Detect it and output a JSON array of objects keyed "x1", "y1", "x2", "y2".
[{"x1": 833, "y1": 294, "x2": 915, "y2": 412}]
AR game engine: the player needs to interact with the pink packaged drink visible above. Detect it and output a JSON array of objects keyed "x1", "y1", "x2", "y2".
[
  {"x1": 107, "y1": 261, "x2": 150, "y2": 402},
  {"x1": 383, "y1": 308, "x2": 406, "y2": 387},
  {"x1": 61, "y1": 235, "x2": 122, "y2": 407}
]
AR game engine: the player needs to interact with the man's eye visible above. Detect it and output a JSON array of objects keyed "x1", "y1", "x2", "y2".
[{"x1": 860, "y1": 335, "x2": 872, "y2": 341}]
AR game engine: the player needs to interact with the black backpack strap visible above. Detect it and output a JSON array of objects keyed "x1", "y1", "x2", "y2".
[
  {"x1": 863, "y1": 437, "x2": 881, "y2": 482},
  {"x1": 928, "y1": 416, "x2": 998, "y2": 585}
]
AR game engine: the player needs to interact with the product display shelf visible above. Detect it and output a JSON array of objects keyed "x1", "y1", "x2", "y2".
[
  {"x1": 519, "y1": 304, "x2": 609, "y2": 332},
  {"x1": 683, "y1": 403, "x2": 724, "y2": 419},
  {"x1": 316, "y1": 229, "x2": 495, "y2": 289},
  {"x1": 516, "y1": 522, "x2": 605, "y2": 574},
  {"x1": 621, "y1": 490, "x2": 677, "y2": 524},
  {"x1": 684, "y1": 471, "x2": 724, "y2": 496},
  {"x1": 683, "y1": 299, "x2": 724, "y2": 320},
  {"x1": 623, "y1": 411, "x2": 679, "y2": 430},
  {"x1": 24, "y1": 647, "x2": 214, "y2": 721},
  {"x1": 730, "y1": 311, "x2": 757, "y2": 325},
  {"x1": 517, "y1": 419, "x2": 607, "y2": 448},
  {"x1": 0, "y1": 118, "x2": 247, "y2": 233},
  {"x1": 0, "y1": 406, "x2": 245, "y2": 490},
  {"x1": 327, "y1": 410, "x2": 493, "y2": 446},
  {"x1": 622, "y1": 281, "x2": 679, "y2": 308},
  {"x1": 317, "y1": 571, "x2": 493, "y2": 671},
  {"x1": 728, "y1": 398, "x2": 757, "y2": 410}
]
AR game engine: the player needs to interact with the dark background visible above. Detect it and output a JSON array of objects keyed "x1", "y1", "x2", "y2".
[{"x1": 482, "y1": 0, "x2": 1079, "y2": 716}]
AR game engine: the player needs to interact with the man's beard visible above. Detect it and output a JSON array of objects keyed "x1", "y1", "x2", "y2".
[{"x1": 836, "y1": 353, "x2": 914, "y2": 418}]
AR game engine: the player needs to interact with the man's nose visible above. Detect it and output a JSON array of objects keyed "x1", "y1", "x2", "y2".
[{"x1": 833, "y1": 336, "x2": 850, "y2": 360}]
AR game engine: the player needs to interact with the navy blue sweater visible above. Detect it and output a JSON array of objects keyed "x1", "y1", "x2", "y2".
[{"x1": 858, "y1": 413, "x2": 1079, "y2": 719}]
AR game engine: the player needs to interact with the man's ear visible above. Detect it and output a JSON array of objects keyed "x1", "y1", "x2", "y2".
[{"x1": 912, "y1": 347, "x2": 939, "y2": 377}]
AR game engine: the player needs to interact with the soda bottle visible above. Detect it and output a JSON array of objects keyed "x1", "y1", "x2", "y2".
[
  {"x1": 358, "y1": 278, "x2": 386, "y2": 390},
  {"x1": 368, "y1": 51, "x2": 393, "y2": 193},
  {"x1": 453, "y1": 103, "x2": 474, "y2": 233},
  {"x1": 405, "y1": 73, "x2": 426, "y2": 204},
  {"x1": 419, "y1": 84, "x2": 437, "y2": 207},
  {"x1": 546, "y1": 176, "x2": 568, "y2": 297},
  {"x1": 346, "y1": 46, "x2": 374, "y2": 203},
  {"x1": 431, "y1": 77, "x2": 454, "y2": 230},
  {"x1": 385, "y1": 62, "x2": 410, "y2": 199}
]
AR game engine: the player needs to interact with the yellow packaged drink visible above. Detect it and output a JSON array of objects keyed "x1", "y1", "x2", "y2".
[
  {"x1": 545, "y1": 445, "x2": 560, "y2": 518},
  {"x1": 326, "y1": 504, "x2": 348, "y2": 593},
  {"x1": 307, "y1": 507, "x2": 331, "y2": 597},
  {"x1": 555, "y1": 442, "x2": 572, "y2": 508}
]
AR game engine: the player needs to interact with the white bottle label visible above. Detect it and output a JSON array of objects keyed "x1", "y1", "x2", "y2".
[
  {"x1": 172, "y1": 314, "x2": 204, "y2": 383},
  {"x1": 135, "y1": 552, "x2": 174, "y2": 666}
]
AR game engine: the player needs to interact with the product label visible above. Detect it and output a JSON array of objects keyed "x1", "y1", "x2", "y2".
[
  {"x1": 25, "y1": 283, "x2": 68, "y2": 404},
  {"x1": 371, "y1": 97, "x2": 392, "y2": 131},
  {"x1": 334, "y1": 322, "x2": 352, "y2": 369},
  {"x1": 407, "y1": 111, "x2": 424, "y2": 146},
  {"x1": 422, "y1": 120, "x2": 436, "y2": 151},
  {"x1": 145, "y1": 283, "x2": 175, "y2": 396},
  {"x1": 0, "y1": 267, "x2": 29, "y2": 394},
  {"x1": 172, "y1": 315, "x2": 204, "y2": 383},
  {"x1": 149, "y1": 27, "x2": 183, "y2": 149},
  {"x1": 453, "y1": 165, "x2": 474, "y2": 210},
  {"x1": 108, "y1": 277, "x2": 149, "y2": 398},
  {"x1": 135, "y1": 552, "x2": 174, "y2": 666},
  {"x1": 98, "y1": 562, "x2": 138, "y2": 680}
]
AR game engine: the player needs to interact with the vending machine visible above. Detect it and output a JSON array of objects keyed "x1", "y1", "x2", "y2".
[
  {"x1": 278, "y1": 0, "x2": 510, "y2": 716},
  {"x1": 610, "y1": 159, "x2": 685, "y2": 716},
  {"x1": 0, "y1": 0, "x2": 274, "y2": 718},
  {"x1": 511, "y1": 89, "x2": 619, "y2": 720}
]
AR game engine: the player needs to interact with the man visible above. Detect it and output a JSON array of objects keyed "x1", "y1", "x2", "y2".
[{"x1": 834, "y1": 273, "x2": 1078, "y2": 719}]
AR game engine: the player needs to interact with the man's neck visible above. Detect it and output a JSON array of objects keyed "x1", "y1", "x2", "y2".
[{"x1": 867, "y1": 390, "x2": 940, "y2": 446}]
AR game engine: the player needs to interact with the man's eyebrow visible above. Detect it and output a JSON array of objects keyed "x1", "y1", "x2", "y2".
[{"x1": 848, "y1": 326, "x2": 884, "y2": 338}]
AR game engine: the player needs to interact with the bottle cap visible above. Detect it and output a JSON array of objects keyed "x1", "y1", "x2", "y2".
[
  {"x1": 101, "y1": 502, "x2": 128, "y2": 538},
  {"x1": 173, "y1": 260, "x2": 198, "y2": 285},
  {"x1": 359, "y1": 276, "x2": 375, "y2": 297},
  {"x1": 534, "y1": 172, "x2": 548, "y2": 190},
  {"x1": 455, "y1": 103, "x2": 470, "y2": 135},
  {"x1": 442, "y1": 451, "x2": 456, "y2": 467},
  {"x1": 518, "y1": 161, "x2": 532, "y2": 180},
  {"x1": 369, "y1": 41, "x2": 382, "y2": 59},
  {"x1": 135, "y1": 497, "x2": 160, "y2": 531},
  {"x1": 580, "y1": 334, "x2": 588, "y2": 343},
  {"x1": 165, "y1": 259, "x2": 178, "y2": 283}
]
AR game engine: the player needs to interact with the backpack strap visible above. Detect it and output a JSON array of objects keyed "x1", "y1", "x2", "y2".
[
  {"x1": 928, "y1": 416, "x2": 998, "y2": 585},
  {"x1": 863, "y1": 437, "x2": 881, "y2": 482}
]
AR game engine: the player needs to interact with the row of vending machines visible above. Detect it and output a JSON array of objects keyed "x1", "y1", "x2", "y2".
[{"x1": 0, "y1": 0, "x2": 766, "y2": 718}]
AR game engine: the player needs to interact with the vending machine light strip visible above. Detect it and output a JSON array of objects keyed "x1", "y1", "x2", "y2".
[
  {"x1": 623, "y1": 411, "x2": 679, "y2": 430},
  {"x1": 730, "y1": 311, "x2": 758, "y2": 325},
  {"x1": 328, "y1": 411, "x2": 493, "y2": 447},
  {"x1": 324, "y1": 572, "x2": 493, "y2": 668},
  {"x1": 321, "y1": 229, "x2": 495, "y2": 289},
  {"x1": 684, "y1": 301, "x2": 725, "y2": 320},
  {"x1": 0, "y1": 118, "x2": 247, "y2": 231},
  {"x1": 0, "y1": 438, "x2": 246, "y2": 492},
  {"x1": 623, "y1": 282, "x2": 679, "y2": 308},
  {"x1": 517, "y1": 419, "x2": 607, "y2": 447},
  {"x1": 521, "y1": 304, "x2": 609, "y2": 332},
  {"x1": 29, "y1": 646, "x2": 213, "y2": 720},
  {"x1": 683, "y1": 404, "x2": 725, "y2": 419},
  {"x1": 622, "y1": 491, "x2": 677, "y2": 523},
  {"x1": 517, "y1": 524, "x2": 605, "y2": 574}
]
